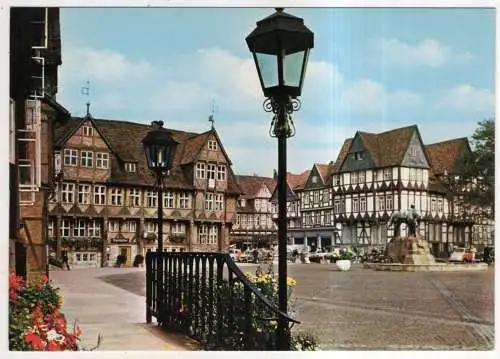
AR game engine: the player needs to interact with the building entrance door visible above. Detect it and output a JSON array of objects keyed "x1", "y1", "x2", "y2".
[{"x1": 120, "y1": 246, "x2": 131, "y2": 266}]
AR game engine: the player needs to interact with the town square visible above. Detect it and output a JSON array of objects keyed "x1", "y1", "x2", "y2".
[{"x1": 6, "y1": 4, "x2": 495, "y2": 354}]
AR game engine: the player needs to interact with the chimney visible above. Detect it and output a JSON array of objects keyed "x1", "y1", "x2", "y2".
[
  {"x1": 151, "y1": 120, "x2": 164, "y2": 129},
  {"x1": 273, "y1": 169, "x2": 278, "y2": 181}
]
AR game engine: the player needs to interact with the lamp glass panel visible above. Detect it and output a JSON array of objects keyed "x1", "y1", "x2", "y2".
[
  {"x1": 255, "y1": 52, "x2": 278, "y2": 89},
  {"x1": 284, "y1": 51, "x2": 306, "y2": 88}
]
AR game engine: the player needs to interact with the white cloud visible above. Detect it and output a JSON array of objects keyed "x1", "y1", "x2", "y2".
[
  {"x1": 375, "y1": 37, "x2": 473, "y2": 68},
  {"x1": 339, "y1": 79, "x2": 422, "y2": 115},
  {"x1": 437, "y1": 84, "x2": 495, "y2": 112},
  {"x1": 60, "y1": 43, "x2": 154, "y2": 84}
]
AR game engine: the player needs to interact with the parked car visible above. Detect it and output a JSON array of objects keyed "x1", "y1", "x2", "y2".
[{"x1": 449, "y1": 247, "x2": 475, "y2": 263}]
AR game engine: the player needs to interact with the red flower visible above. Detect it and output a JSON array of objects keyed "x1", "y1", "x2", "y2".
[
  {"x1": 41, "y1": 274, "x2": 49, "y2": 283},
  {"x1": 9, "y1": 272, "x2": 25, "y2": 304},
  {"x1": 25, "y1": 331, "x2": 44, "y2": 350},
  {"x1": 73, "y1": 320, "x2": 82, "y2": 337},
  {"x1": 37, "y1": 284, "x2": 43, "y2": 290},
  {"x1": 47, "y1": 341, "x2": 61, "y2": 351}
]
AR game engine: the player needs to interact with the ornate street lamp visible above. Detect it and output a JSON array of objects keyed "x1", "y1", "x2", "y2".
[
  {"x1": 142, "y1": 120, "x2": 178, "y2": 324},
  {"x1": 246, "y1": 8, "x2": 313, "y2": 350}
]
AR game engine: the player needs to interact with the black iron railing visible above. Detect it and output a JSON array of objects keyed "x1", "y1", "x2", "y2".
[{"x1": 146, "y1": 251, "x2": 299, "y2": 350}]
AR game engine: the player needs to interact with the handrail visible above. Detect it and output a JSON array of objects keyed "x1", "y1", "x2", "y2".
[
  {"x1": 146, "y1": 251, "x2": 300, "y2": 350},
  {"x1": 222, "y1": 253, "x2": 300, "y2": 324}
]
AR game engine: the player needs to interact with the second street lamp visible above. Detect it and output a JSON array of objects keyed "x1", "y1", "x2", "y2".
[
  {"x1": 142, "y1": 120, "x2": 178, "y2": 325},
  {"x1": 246, "y1": 8, "x2": 314, "y2": 350}
]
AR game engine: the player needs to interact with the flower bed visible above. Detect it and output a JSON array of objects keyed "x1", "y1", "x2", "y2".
[{"x1": 9, "y1": 271, "x2": 101, "y2": 351}]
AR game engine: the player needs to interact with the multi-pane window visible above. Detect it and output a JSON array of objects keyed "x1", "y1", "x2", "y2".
[
  {"x1": 431, "y1": 199, "x2": 437, "y2": 211},
  {"x1": 125, "y1": 162, "x2": 136, "y2": 173},
  {"x1": 236, "y1": 214, "x2": 240, "y2": 225},
  {"x1": 409, "y1": 168, "x2": 417, "y2": 181},
  {"x1": 82, "y1": 125, "x2": 93, "y2": 137},
  {"x1": 78, "y1": 184, "x2": 91, "y2": 204},
  {"x1": 108, "y1": 220, "x2": 119, "y2": 232},
  {"x1": 94, "y1": 185, "x2": 106, "y2": 205},
  {"x1": 178, "y1": 192, "x2": 190, "y2": 209},
  {"x1": 334, "y1": 200, "x2": 342, "y2": 213},
  {"x1": 196, "y1": 163, "x2": 206, "y2": 179},
  {"x1": 360, "y1": 197, "x2": 367, "y2": 212},
  {"x1": 146, "y1": 190, "x2": 157, "y2": 207},
  {"x1": 215, "y1": 194, "x2": 224, "y2": 211},
  {"x1": 350, "y1": 172, "x2": 359, "y2": 185},
  {"x1": 80, "y1": 151, "x2": 93, "y2": 167},
  {"x1": 63, "y1": 149, "x2": 78, "y2": 166},
  {"x1": 352, "y1": 198, "x2": 359, "y2": 212},
  {"x1": 358, "y1": 171, "x2": 366, "y2": 184},
  {"x1": 170, "y1": 222, "x2": 185, "y2": 234},
  {"x1": 208, "y1": 225, "x2": 218, "y2": 244},
  {"x1": 199, "y1": 224, "x2": 208, "y2": 243},
  {"x1": 334, "y1": 175, "x2": 341, "y2": 186},
  {"x1": 378, "y1": 196, "x2": 386, "y2": 211},
  {"x1": 205, "y1": 193, "x2": 214, "y2": 210},
  {"x1": 383, "y1": 168, "x2": 392, "y2": 181},
  {"x1": 217, "y1": 165, "x2": 226, "y2": 181},
  {"x1": 96, "y1": 152, "x2": 109, "y2": 169},
  {"x1": 60, "y1": 219, "x2": 71, "y2": 237},
  {"x1": 437, "y1": 199, "x2": 443, "y2": 212},
  {"x1": 207, "y1": 164, "x2": 216, "y2": 180},
  {"x1": 128, "y1": 189, "x2": 141, "y2": 207},
  {"x1": 61, "y1": 183, "x2": 75, "y2": 203},
  {"x1": 128, "y1": 221, "x2": 137, "y2": 233},
  {"x1": 88, "y1": 219, "x2": 101, "y2": 237},
  {"x1": 322, "y1": 190, "x2": 329, "y2": 204},
  {"x1": 386, "y1": 195, "x2": 394, "y2": 210},
  {"x1": 73, "y1": 219, "x2": 86, "y2": 237},
  {"x1": 48, "y1": 220, "x2": 54, "y2": 237},
  {"x1": 313, "y1": 191, "x2": 320, "y2": 204},
  {"x1": 323, "y1": 211, "x2": 331, "y2": 225},
  {"x1": 164, "y1": 191, "x2": 174, "y2": 208},
  {"x1": 145, "y1": 221, "x2": 157, "y2": 233},
  {"x1": 208, "y1": 140, "x2": 217, "y2": 151},
  {"x1": 110, "y1": 188, "x2": 123, "y2": 206},
  {"x1": 303, "y1": 193, "x2": 309, "y2": 205},
  {"x1": 416, "y1": 168, "x2": 423, "y2": 182}
]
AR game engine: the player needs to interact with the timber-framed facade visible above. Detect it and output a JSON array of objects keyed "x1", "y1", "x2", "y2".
[{"x1": 49, "y1": 116, "x2": 241, "y2": 268}]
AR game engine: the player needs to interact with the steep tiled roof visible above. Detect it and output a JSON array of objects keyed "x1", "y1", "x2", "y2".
[
  {"x1": 331, "y1": 138, "x2": 352, "y2": 172},
  {"x1": 316, "y1": 163, "x2": 330, "y2": 183},
  {"x1": 54, "y1": 116, "x2": 241, "y2": 193},
  {"x1": 287, "y1": 170, "x2": 310, "y2": 190},
  {"x1": 235, "y1": 175, "x2": 276, "y2": 200},
  {"x1": 425, "y1": 138, "x2": 470, "y2": 177},
  {"x1": 360, "y1": 125, "x2": 417, "y2": 167}
]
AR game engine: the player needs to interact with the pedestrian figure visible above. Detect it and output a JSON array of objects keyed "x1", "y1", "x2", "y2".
[{"x1": 62, "y1": 251, "x2": 71, "y2": 271}]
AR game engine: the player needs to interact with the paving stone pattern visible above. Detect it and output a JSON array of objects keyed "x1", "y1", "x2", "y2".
[{"x1": 91, "y1": 263, "x2": 495, "y2": 351}]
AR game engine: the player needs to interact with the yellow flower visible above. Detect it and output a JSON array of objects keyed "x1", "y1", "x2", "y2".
[
  {"x1": 270, "y1": 320, "x2": 277, "y2": 328},
  {"x1": 287, "y1": 277, "x2": 297, "y2": 287},
  {"x1": 58, "y1": 296, "x2": 64, "y2": 307}
]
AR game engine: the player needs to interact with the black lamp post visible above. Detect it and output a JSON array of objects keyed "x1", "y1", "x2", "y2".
[
  {"x1": 246, "y1": 8, "x2": 313, "y2": 350},
  {"x1": 142, "y1": 120, "x2": 178, "y2": 324}
]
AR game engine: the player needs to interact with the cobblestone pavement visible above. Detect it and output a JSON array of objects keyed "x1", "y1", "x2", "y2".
[{"x1": 99, "y1": 263, "x2": 495, "y2": 350}]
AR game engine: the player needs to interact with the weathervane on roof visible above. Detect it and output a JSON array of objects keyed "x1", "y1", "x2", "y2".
[
  {"x1": 81, "y1": 80, "x2": 91, "y2": 117},
  {"x1": 208, "y1": 98, "x2": 217, "y2": 129}
]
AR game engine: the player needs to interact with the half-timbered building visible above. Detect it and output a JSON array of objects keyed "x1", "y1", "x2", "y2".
[
  {"x1": 298, "y1": 163, "x2": 336, "y2": 251},
  {"x1": 332, "y1": 125, "x2": 433, "y2": 247},
  {"x1": 49, "y1": 115, "x2": 241, "y2": 268},
  {"x1": 331, "y1": 125, "x2": 493, "y2": 255},
  {"x1": 270, "y1": 170, "x2": 310, "y2": 246},
  {"x1": 230, "y1": 175, "x2": 277, "y2": 248}
]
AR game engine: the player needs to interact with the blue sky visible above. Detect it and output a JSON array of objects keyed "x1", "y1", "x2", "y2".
[{"x1": 57, "y1": 7, "x2": 496, "y2": 176}]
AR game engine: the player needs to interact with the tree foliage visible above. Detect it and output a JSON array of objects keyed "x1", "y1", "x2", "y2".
[{"x1": 456, "y1": 118, "x2": 495, "y2": 216}]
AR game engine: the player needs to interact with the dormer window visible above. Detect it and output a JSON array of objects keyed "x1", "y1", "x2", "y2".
[
  {"x1": 354, "y1": 152, "x2": 363, "y2": 161},
  {"x1": 82, "y1": 124, "x2": 93, "y2": 137},
  {"x1": 312, "y1": 175, "x2": 318, "y2": 184},
  {"x1": 208, "y1": 140, "x2": 217, "y2": 151},
  {"x1": 125, "y1": 162, "x2": 136, "y2": 173},
  {"x1": 240, "y1": 199, "x2": 246, "y2": 207}
]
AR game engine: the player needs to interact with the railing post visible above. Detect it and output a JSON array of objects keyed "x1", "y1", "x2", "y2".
[{"x1": 146, "y1": 251, "x2": 152, "y2": 324}]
